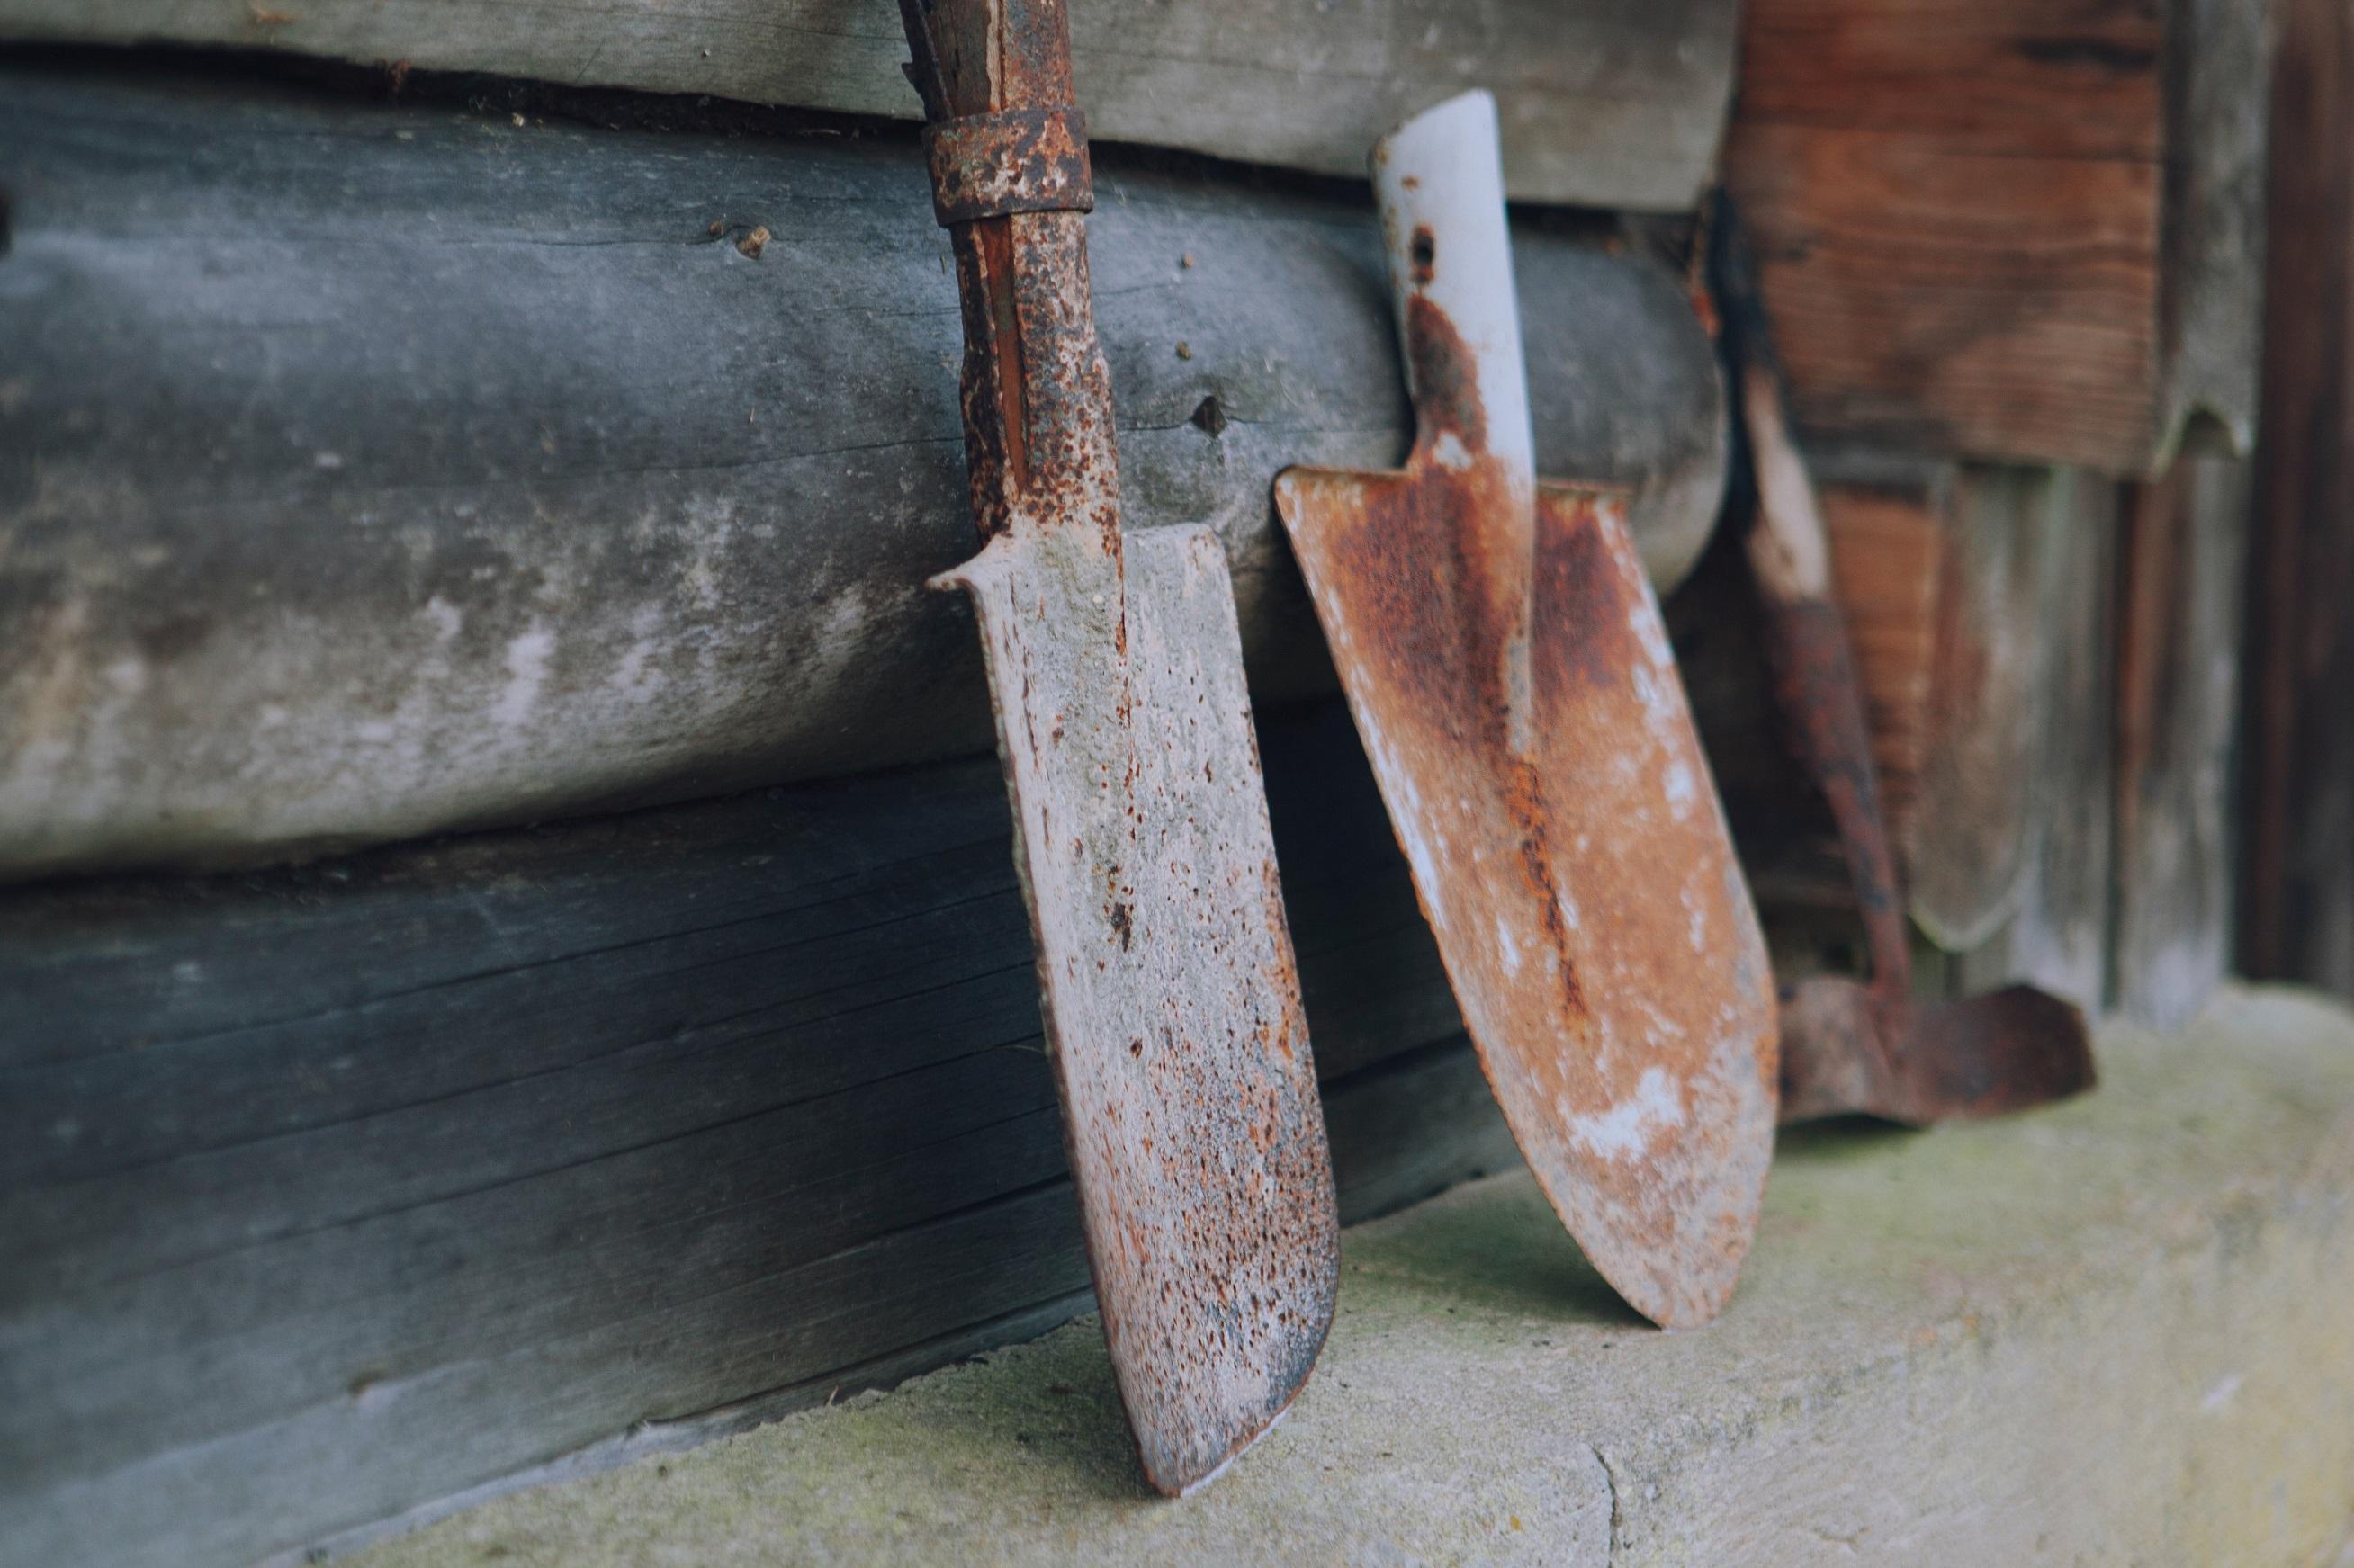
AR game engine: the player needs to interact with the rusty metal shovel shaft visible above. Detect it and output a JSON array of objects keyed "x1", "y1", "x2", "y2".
[
  {"x1": 900, "y1": 0, "x2": 1337, "y2": 1496},
  {"x1": 1706, "y1": 191, "x2": 2097, "y2": 1128},
  {"x1": 1274, "y1": 94, "x2": 1777, "y2": 1331}
]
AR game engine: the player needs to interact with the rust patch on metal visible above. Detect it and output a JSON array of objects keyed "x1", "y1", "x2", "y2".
[
  {"x1": 1757, "y1": 586, "x2": 2097, "y2": 1124},
  {"x1": 923, "y1": 105, "x2": 1094, "y2": 226},
  {"x1": 904, "y1": 0, "x2": 1336, "y2": 1497},
  {"x1": 1274, "y1": 291, "x2": 1776, "y2": 1331},
  {"x1": 1402, "y1": 291, "x2": 1485, "y2": 452},
  {"x1": 1712, "y1": 188, "x2": 2097, "y2": 1129},
  {"x1": 1780, "y1": 980, "x2": 2095, "y2": 1125}
]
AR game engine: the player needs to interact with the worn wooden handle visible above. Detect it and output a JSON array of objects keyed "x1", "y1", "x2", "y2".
[
  {"x1": 1712, "y1": 192, "x2": 1916, "y2": 1016},
  {"x1": 1372, "y1": 92, "x2": 1536, "y2": 494}
]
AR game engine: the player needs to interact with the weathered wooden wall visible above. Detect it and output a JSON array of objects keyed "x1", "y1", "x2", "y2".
[
  {"x1": 0, "y1": 19, "x2": 2281, "y2": 1567},
  {"x1": 1723, "y1": 0, "x2": 2269, "y2": 474},
  {"x1": 0, "y1": 0, "x2": 1736, "y2": 211},
  {"x1": 0, "y1": 701, "x2": 1518, "y2": 1568},
  {"x1": 0, "y1": 58, "x2": 1727, "y2": 883}
]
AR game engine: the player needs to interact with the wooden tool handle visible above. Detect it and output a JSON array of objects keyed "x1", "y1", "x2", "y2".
[
  {"x1": 1372, "y1": 93, "x2": 1536, "y2": 496},
  {"x1": 900, "y1": 0, "x2": 1118, "y2": 549},
  {"x1": 1710, "y1": 193, "x2": 1916, "y2": 1018}
]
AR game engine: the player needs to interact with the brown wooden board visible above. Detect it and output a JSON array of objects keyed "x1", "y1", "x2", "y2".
[
  {"x1": 0, "y1": 57, "x2": 1728, "y2": 884},
  {"x1": 0, "y1": 0, "x2": 1736, "y2": 211},
  {"x1": 0, "y1": 700, "x2": 1517, "y2": 1568},
  {"x1": 1723, "y1": 0, "x2": 2269, "y2": 475},
  {"x1": 2243, "y1": 0, "x2": 2354, "y2": 998}
]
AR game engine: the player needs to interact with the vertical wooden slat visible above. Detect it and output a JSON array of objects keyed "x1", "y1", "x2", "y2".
[
  {"x1": 2243, "y1": 0, "x2": 2354, "y2": 995},
  {"x1": 2114, "y1": 454, "x2": 2249, "y2": 1029},
  {"x1": 1955, "y1": 470, "x2": 2120, "y2": 1010},
  {"x1": 1904, "y1": 465, "x2": 2062, "y2": 951}
]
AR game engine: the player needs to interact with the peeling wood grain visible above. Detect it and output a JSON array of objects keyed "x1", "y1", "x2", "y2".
[{"x1": 0, "y1": 0, "x2": 1738, "y2": 211}]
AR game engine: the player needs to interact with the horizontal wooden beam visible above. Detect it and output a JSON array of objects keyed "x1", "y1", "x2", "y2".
[
  {"x1": 0, "y1": 0, "x2": 1735, "y2": 211},
  {"x1": 0, "y1": 59, "x2": 1728, "y2": 883},
  {"x1": 1723, "y1": 0, "x2": 2269, "y2": 475},
  {"x1": 0, "y1": 700, "x2": 1516, "y2": 1568}
]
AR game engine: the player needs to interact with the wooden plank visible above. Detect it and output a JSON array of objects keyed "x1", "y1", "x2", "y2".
[
  {"x1": 1954, "y1": 469, "x2": 2120, "y2": 1011},
  {"x1": 1723, "y1": 122, "x2": 2161, "y2": 471},
  {"x1": 1697, "y1": 460, "x2": 2064, "y2": 954},
  {"x1": 0, "y1": 0, "x2": 1735, "y2": 211},
  {"x1": 1903, "y1": 465, "x2": 2067, "y2": 950},
  {"x1": 2242, "y1": 0, "x2": 2354, "y2": 997},
  {"x1": 1819, "y1": 479, "x2": 1945, "y2": 845},
  {"x1": 0, "y1": 58, "x2": 1729, "y2": 883},
  {"x1": 2157, "y1": 0, "x2": 2273, "y2": 461},
  {"x1": 0, "y1": 699, "x2": 1508, "y2": 1568},
  {"x1": 1675, "y1": 452, "x2": 2121, "y2": 1008},
  {"x1": 1723, "y1": 0, "x2": 2267, "y2": 474},
  {"x1": 2113, "y1": 454, "x2": 2248, "y2": 1030}
]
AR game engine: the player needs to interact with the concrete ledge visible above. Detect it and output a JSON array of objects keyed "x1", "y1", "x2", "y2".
[{"x1": 348, "y1": 987, "x2": 2354, "y2": 1566}]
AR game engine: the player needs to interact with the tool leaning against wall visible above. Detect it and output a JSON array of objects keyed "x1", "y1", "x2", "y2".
[
  {"x1": 1706, "y1": 193, "x2": 2099, "y2": 1126},
  {"x1": 893, "y1": 0, "x2": 1339, "y2": 1498},
  {"x1": 1275, "y1": 93, "x2": 1780, "y2": 1333}
]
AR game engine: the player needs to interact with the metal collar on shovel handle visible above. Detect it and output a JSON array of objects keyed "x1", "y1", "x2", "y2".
[
  {"x1": 1275, "y1": 94, "x2": 1778, "y2": 1331},
  {"x1": 896, "y1": 0, "x2": 1338, "y2": 1498},
  {"x1": 1705, "y1": 191, "x2": 2097, "y2": 1127}
]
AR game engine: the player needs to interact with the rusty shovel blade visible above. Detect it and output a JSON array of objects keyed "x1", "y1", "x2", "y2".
[
  {"x1": 1274, "y1": 94, "x2": 1777, "y2": 1330},
  {"x1": 903, "y1": 0, "x2": 1336, "y2": 1496},
  {"x1": 942, "y1": 524, "x2": 1339, "y2": 1493}
]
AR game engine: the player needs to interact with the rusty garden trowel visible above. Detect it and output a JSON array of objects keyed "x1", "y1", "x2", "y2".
[
  {"x1": 896, "y1": 0, "x2": 1336, "y2": 1495},
  {"x1": 1274, "y1": 94, "x2": 1777, "y2": 1331},
  {"x1": 1707, "y1": 192, "x2": 2098, "y2": 1127}
]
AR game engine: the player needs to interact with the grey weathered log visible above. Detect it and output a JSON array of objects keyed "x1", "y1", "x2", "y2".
[
  {"x1": 0, "y1": 699, "x2": 1510, "y2": 1568},
  {"x1": 0, "y1": 0, "x2": 1736, "y2": 211},
  {"x1": 0, "y1": 61, "x2": 1728, "y2": 883}
]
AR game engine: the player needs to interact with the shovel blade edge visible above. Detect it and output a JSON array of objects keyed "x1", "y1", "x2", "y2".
[
  {"x1": 942, "y1": 521, "x2": 1339, "y2": 1494},
  {"x1": 1275, "y1": 465, "x2": 1778, "y2": 1329}
]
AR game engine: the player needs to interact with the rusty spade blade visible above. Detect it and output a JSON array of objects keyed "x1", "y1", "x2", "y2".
[
  {"x1": 1273, "y1": 94, "x2": 1777, "y2": 1330},
  {"x1": 1707, "y1": 191, "x2": 2097, "y2": 1128},
  {"x1": 900, "y1": 0, "x2": 1337, "y2": 1495}
]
